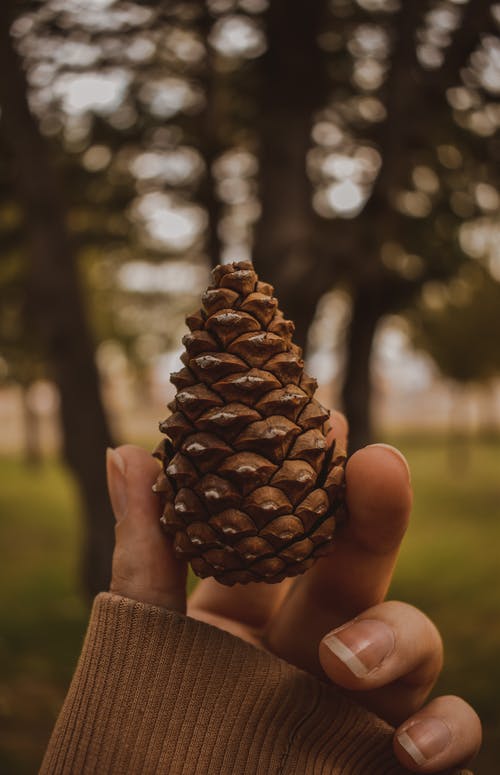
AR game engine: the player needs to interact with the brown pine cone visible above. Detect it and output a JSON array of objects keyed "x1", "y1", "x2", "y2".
[{"x1": 153, "y1": 261, "x2": 346, "y2": 586}]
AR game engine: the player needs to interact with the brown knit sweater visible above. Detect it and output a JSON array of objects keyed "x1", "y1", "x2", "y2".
[{"x1": 40, "y1": 593, "x2": 472, "y2": 774}]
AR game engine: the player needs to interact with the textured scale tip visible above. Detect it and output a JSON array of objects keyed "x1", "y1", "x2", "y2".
[{"x1": 154, "y1": 261, "x2": 346, "y2": 586}]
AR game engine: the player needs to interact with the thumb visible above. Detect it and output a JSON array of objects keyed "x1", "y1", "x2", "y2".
[{"x1": 106, "y1": 444, "x2": 187, "y2": 613}]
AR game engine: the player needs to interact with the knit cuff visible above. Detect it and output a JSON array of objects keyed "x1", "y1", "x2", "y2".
[{"x1": 40, "y1": 592, "x2": 472, "y2": 775}]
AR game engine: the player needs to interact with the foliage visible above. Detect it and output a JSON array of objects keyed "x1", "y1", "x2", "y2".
[
  {"x1": 2, "y1": 0, "x2": 500, "y2": 377},
  {"x1": 0, "y1": 0, "x2": 213, "y2": 383},
  {"x1": 408, "y1": 264, "x2": 500, "y2": 383}
]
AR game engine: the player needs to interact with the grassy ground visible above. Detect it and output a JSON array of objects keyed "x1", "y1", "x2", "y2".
[
  {"x1": 0, "y1": 435, "x2": 498, "y2": 773},
  {"x1": 387, "y1": 434, "x2": 500, "y2": 773},
  {"x1": 0, "y1": 458, "x2": 86, "y2": 774}
]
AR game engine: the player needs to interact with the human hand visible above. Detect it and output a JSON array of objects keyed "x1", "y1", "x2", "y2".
[{"x1": 106, "y1": 414, "x2": 481, "y2": 773}]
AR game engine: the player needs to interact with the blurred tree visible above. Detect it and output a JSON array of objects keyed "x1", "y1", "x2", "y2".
[
  {"x1": 0, "y1": 0, "x2": 116, "y2": 598},
  {"x1": 408, "y1": 263, "x2": 500, "y2": 467},
  {"x1": 409, "y1": 264, "x2": 500, "y2": 386},
  {"x1": 0, "y1": 0, "x2": 213, "y2": 596},
  {"x1": 0, "y1": 243, "x2": 46, "y2": 463},
  {"x1": 253, "y1": 0, "x2": 500, "y2": 450},
  {"x1": 253, "y1": 0, "x2": 332, "y2": 346}
]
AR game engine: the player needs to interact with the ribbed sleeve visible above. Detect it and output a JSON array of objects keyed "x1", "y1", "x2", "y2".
[{"x1": 40, "y1": 593, "x2": 472, "y2": 775}]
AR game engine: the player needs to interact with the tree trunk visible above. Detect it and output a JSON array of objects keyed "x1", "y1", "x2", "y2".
[
  {"x1": 0, "y1": 4, "x2": 116, "y2": 598},
  {"x1": 341, "y1": 284, "x2": 383, "y2": 452},
  {"x1": 200, "y1": 9, "x2": 223, "y2": 270},
  {"x1": 447, "y1": 383, "x2": 472, "y2": 475},
  {"x1": 253, "y1": 0, "x2": 333, "y2": 353},
  {"x1": 20, "y1": 383, "x2": 42, "y2": 466}
]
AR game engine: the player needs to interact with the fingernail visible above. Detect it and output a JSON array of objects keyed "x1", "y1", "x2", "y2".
[
  {"x1": 397, "y1": 719, "x2": 452, "y2": 765},
  {"x1": 370, "y1": 443, "x2": 411, "y2": 483},
  {"x1": 106, "y1": 448, "x2": 128, "y2": 522},
  {"x1": 322, "y1": 619, "x2": 395, "y2": 677}
]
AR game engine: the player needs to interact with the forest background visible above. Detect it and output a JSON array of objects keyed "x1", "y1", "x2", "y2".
[{"x1": 1, "y1": 0, "x2": 500, "y2": 771}]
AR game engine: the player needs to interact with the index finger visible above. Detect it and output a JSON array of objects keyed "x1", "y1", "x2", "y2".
[{"x1": 263, "y1": 443, "x2": 412, "y2": 675}]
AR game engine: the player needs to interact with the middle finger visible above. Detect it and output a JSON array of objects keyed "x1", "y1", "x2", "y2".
[{"x1": 319, "y1": 600, "x2": 443, "y2": 725}]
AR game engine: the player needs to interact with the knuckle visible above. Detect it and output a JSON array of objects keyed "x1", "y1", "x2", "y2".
[{"x1": 377, "y1": 600, "x2": 444, "y2": 665}]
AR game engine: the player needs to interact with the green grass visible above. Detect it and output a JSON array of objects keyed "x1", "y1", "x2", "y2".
[
  {"x1": 387, "y1": 434, "x2": 500, "y2": 773},
  {"x1": 0, "y1": 458, "x2": 87, "y2": 774},
  {"x1": 0, "y1": 436, "x2": 499, "y2": 773}
]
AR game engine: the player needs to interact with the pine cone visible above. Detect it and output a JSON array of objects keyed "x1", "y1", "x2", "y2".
[{"x1": 153, "y1": 262, "x2": 346, "y2": 586}]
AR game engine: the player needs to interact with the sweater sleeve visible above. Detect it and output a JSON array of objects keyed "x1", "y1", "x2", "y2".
[{"x1": 40, "y1": 593, "x2": 472, "y2": 775}]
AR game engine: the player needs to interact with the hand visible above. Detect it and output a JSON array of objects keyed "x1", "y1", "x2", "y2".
[{"x1": 106, "y1": 413, "x2": 481, "y2": 773}]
